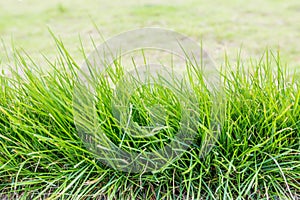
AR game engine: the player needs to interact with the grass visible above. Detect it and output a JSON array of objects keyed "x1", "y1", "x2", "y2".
[
  {"x1": 0, "y1": 35, "x2": 299, "y2": 199},
  {"x1": 1, "y1": 0, "x2": 300, "y2": 68}
]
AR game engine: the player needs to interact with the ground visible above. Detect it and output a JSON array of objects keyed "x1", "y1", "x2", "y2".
[{"x1": 1, "y1": 0, "x2": 300, "y2": 70}]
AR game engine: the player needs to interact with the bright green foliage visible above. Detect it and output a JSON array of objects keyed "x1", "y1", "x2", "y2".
[{"x1": 0, "y1": 41, "x2": 299, "y2": 199}]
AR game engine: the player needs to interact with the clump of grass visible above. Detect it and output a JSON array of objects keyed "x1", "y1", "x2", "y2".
[
  {"x1": 0, "y1": 38, "x2": 299, "y2": 199},
  {"x1": 73, "y1": 48, "x2": 217, "y2": 173}
]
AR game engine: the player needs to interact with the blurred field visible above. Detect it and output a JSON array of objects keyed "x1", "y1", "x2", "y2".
[{"x1": 1, "y1": 0, "x2": 300, "y2": 68}]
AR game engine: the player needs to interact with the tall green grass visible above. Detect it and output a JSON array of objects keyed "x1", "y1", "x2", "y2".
[{"x1": 0, "y1": 39, "x2": 299, "y2": 199}]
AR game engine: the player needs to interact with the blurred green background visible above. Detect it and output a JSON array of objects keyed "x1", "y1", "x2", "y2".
[{"x1": 1, "y1": 0, "x2": 300, "y2": 70}]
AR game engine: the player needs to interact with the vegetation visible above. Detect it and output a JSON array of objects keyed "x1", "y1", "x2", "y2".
[{"x1": 0, "y1": 37, "x2": 299, "y2": 199}]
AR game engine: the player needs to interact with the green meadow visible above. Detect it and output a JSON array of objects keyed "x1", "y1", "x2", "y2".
[{"x1": 0, "y1": 0, "x2": 299, "y2": 199}]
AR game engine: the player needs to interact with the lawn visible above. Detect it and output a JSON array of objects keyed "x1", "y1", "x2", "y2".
[
  {"x1": 0, "y1": 0, "x2": 299, "y2": 199},
  {"x1": 1, "y1": 0, "x2": 300, "y2": 67}
]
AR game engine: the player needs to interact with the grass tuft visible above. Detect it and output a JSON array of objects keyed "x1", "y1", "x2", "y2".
[{"x1": 0, "y1": 39, "x2": 299, "y2": 199}]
